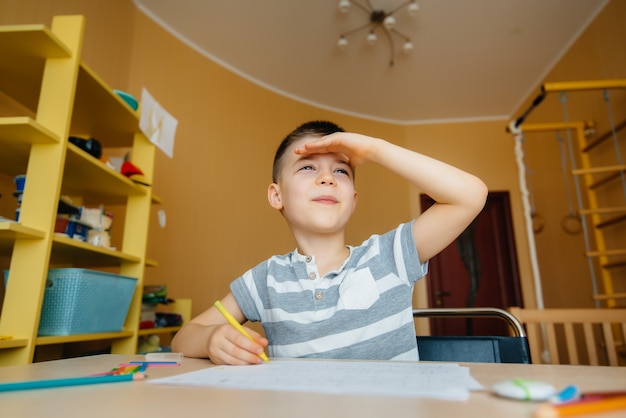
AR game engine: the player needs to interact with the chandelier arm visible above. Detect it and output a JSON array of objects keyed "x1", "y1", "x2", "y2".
[
  {"x1": 388, "y1": 0, "x2": 413, "y2": 15},
  {"x1": 351, "y1": 0, "x2": 372, "y2": 15},
  {"x1": 341, "y1": 21, "x2": 376, "y2": 38},
  {"x1": 389, "y1": 27, "x2": 410, "y2": 41},
  {"x1": 382, "y1": 27, "x2": 395, "y2": 66}
]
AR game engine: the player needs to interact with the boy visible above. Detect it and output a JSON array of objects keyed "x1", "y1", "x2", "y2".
[{"x1": 172, "y1": 121, "x2": 487, "y2": 364}]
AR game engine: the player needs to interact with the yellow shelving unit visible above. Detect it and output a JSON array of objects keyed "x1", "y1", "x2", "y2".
[{"x1": 0, "y1": 16, "x2": 156, "y2": 364}]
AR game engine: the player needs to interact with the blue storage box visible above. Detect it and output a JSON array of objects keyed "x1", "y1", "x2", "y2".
[{"x1": 4, "y1": 268, "x2": 137, "y2": 335}]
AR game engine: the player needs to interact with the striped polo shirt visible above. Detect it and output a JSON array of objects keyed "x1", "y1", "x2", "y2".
[{"x1": 231, "y1": 221, "x2": 427, "y2": 361}]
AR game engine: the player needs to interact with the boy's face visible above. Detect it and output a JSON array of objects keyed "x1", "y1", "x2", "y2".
[{"x1": 268, "y1": 136, "x2": 357, "y2": 235}]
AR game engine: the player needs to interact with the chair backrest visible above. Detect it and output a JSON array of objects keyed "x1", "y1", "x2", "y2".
[
  {"x1": 413, "y1": 308, "x2": 531, "y2": 364},
  {"x1": 508, "y1": 307, "x2": 626, "y2": 366}
]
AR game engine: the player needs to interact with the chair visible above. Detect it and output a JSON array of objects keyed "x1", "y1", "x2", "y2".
[
  {"x1": 508, "y1": 307, "x2": 626, "y2": 366},
  {"x1": 413, "y1": 307, "x2": 531, "y2": 364}
]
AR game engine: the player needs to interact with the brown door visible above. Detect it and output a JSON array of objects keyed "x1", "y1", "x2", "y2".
[{"x1": 420, "y1": 191, "x2": 523, "y2": 336}]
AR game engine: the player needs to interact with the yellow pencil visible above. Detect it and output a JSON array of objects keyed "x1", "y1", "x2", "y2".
[
  {"x1": 214, "y1": 300, "x2": 269, "y2": 363},
  {"x1": 534, "y1": 395, "x2": 626, "y2": 417}
]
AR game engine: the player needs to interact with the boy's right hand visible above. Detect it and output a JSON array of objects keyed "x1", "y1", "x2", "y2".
[{"x1": 205, "y1": 323, "x2": 268, "y2": 365}]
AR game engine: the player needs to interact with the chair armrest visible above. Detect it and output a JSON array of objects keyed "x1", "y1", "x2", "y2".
[{"x1": 412, "y1": 307, "x2": 526, "y2": 337}]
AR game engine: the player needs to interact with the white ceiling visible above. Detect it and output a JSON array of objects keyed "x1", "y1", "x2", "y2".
[{"x1": 132, "y1": 0, "x2": 608, "y2": 125}]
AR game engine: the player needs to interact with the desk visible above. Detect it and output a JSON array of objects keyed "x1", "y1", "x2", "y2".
[{"x1": 0, "y1": 355, "x2": 624, "y2": 418}]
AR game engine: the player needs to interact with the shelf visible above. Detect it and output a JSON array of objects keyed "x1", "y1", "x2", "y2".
[
  {"x1": 0, "y1": 16, "x2": 157, "y2": 365},
  {"x1": 0, "y1": 222, "x2": 45, "y2": 253},
  {"x1": 64, "y1": 143, "x2": 147, "y2": 204},
  {"x1": 0, "y1": 338, "x2": 29, "y2": 350},
  {"x1": 70, "y1": 64, "x2": 141, "y2": 147},
  {"x1": 0, "y1": 117, "x2": 61, "y2": 177},
  {"x1": 137, "y1": 326, "x2": 181, "y2": 337},
  {"x1": 0, "y1": 25, "x2": 142, "y2": 146},
  {"x1": 51, "y1": 234, "x2": 141, "y2": 267},
  {"x1": 0, "y1": 24, "x2": 71, "y2": 58},
  {"x1": 36, "y1": 330, "x2": 134, "y2": 346},
  {"x1": 0, "y1": 25, "x2": 71, "y2": 111}
]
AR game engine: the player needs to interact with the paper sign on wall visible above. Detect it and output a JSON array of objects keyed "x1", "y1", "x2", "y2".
[{"x1": 139, "y1": 88, "x2": 177, "y2": 158}]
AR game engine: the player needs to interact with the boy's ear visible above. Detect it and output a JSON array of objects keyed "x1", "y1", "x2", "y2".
[{"x1": 268, "y1": 183, "x2": 283, "y2": 210}]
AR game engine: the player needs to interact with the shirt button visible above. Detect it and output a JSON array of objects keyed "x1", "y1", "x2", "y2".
[
  {"x1": 305, "y1": 256, "x2": 312, "y2": 263},
  {"x1": 315, "y1": 291, "x2": 323, "y2": 300},
  {"x1": 308, "y1": 272, "x2": 316, "y2": 280}
]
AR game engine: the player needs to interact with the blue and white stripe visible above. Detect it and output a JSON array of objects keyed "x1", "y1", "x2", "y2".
[{"x1": 231, "y1": 222, "x2": 427, "y2": 360}]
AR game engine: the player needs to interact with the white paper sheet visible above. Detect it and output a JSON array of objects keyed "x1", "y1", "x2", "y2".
[
  {"x1": 148, "y1": 360, "x2": 484, "y2": 401},
  {"x1": 139, "y1": 88, "x2": 177, "y2": 158}
]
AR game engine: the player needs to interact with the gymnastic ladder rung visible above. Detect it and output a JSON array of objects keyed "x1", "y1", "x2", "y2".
[
  {"x1": 585, "y1": 248, "x2": 626, "y2": 258},
  {"x1": 593, "y1": 292, "x2": 626, "y2": 301},
  {"x1": 571, "y1": 164, "x2": 626, "y2": 176},
  {"x1": 579, "y1": 206, "x2": 626, "y2": 215}
]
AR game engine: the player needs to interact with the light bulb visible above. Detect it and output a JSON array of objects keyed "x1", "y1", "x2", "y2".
[
  {"x1": 403, "y1": 40, "x2": 414, "y2": 53},
  {"x1": 338, "y1": 0, "x2": 350, "y2": 13},
  {"x1": 408, "y1": 2, "x2": 419, "y2": 16},
  {"x1": 338, "y1": 36, "x2": 348, "y2": 49},
  {"x1": 366, "y1": 31, "x2": 378, "y2": 45},
  {"x1": 383, "y1": 15, "x2": 396, "y2": 30}
]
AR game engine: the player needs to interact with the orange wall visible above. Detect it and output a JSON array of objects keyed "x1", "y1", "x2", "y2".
[{"x1": 1, "y1": 0, "x2": 624, "y2": 321}]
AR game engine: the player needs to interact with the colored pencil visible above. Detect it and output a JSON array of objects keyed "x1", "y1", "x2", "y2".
[
  {"x1": 534, "y1": 395, "x2": 626, "y2": 417},
  {"x1": 129, "y1": 361, "x2": 180, "y2": 366},
  {"x1": 0, "y1": 372, "x2": 145, "y2": 392}
]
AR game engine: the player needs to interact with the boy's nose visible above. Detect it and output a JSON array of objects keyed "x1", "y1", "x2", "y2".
[{"x1": 318, "y1": 171, "x2": 335, "y2": 185}]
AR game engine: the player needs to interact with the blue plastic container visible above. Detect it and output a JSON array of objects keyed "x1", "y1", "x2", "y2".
[{"x1": 4, "y1": 268, "x2": 137, "y2": 335}]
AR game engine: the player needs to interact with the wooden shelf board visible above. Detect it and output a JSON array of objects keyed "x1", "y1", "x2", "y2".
[
  {"x1": 145, "y1": 258, "x2": 158, "y2": 268},
  {"x1": 137, "y1": 326, "x2": 181, "y2": 337},
  {"x1": 36, "y1": 330, "x2": 134, "y2": 346},
  {"x1": 63, "y1": 143, "x2": 147, "y2": 204},
  {"x1": 0, "y1": 24, "x2": 71, "y2": 58},
  {"x1": 0, "y1": 338, "x2": 29, "y2": 349},
  {"x1": 0, "y1": 117, "x2": 61, "y2": 177},
  {"x1": 0, "y1": 117, "x2": 60, "y2": 143},
  {"x1": 0, "y1": 222, "x2": 45, "y2": 253},
  {"x1": 0, "y1": 26, "x2": 71, "y2": 112},
  {"x1": 70, "y1": 64, "x2": 141, "y2": 147},
  {"x1": 51, "y1": 234, "x2": 141, "y2": 266}
]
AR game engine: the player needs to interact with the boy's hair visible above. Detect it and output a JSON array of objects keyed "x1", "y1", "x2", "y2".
[{"x1": 272, "y1": 120, "x2": 345, "y2": 183}]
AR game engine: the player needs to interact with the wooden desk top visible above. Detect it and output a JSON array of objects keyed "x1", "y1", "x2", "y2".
[{"x1": 0, "y1": 355, "x2": 624, "y2": 418}]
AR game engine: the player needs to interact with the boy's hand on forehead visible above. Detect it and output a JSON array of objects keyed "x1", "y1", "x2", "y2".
[{"x1": 294, "y1": 132, "x2": 378, "y2": 167}]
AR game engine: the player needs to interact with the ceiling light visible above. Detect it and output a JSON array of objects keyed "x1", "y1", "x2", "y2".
[
  {"x1": 337, "y1": 0, "x2": 418, "y2": 66},
  {"x1": 403, "y1": 40, "x2": 413, "y2": 53},
  {"x1": 366, "y1": 31, "x2": 378, "y2": 45},
  {"x1": 337, "y1": 35, "x2": 348, "y2": 49},
  {"x1": 383, "y1": 15, "x2": 396, "y2": 30}
]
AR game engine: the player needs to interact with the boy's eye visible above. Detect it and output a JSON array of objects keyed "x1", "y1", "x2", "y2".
[
  {"x1": 299, "y1": 165, "x2": 314, "y2": 171},
  {"x1": 335, "y1": 168, "x2": 350, "y2": 176}
]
